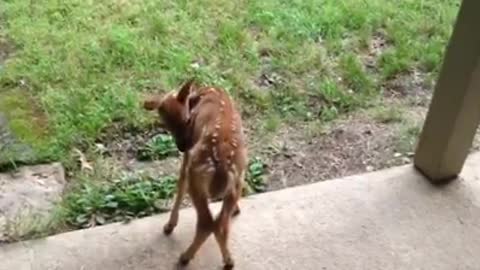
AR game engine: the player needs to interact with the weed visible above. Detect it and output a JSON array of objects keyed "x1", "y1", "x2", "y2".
[
  {"x1": 137, "y1": 134, "x2": 178, "y2": 161},
  {"x1": 372, "y1": 106, "x2": 404, "y2": 124},
  {"x1": 245, "y1": 157, "x2": 268, "y2": 194},
  {"x1": 263, "y1": 114, "x2": 281, "y2": 133},
  {"x1": 378, "y1": 48, "x2": 412, "y2": 79},
  {"x1": 61, "y1": 173, "x2": 177, "y2": 228},
  {"x1": 394, "y1": 121, "x2": 422, "y2": 154},
  {"x1": 1, "y1": 210, "x2": 63, "y2": 243},
  {"x1": 316, "y1": 78, "x2": 359, "y2": 121},
  {"x1": 339, "y1": 53, "x2": 375, "y2": 95}
]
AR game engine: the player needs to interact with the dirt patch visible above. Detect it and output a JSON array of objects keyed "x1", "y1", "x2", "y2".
[
  {"x1": 264, "y1": 113, "x2": 414, "y2": 191},
  {"x1": 382, "y1": 69, "x2": 434, "y2": 106},
  {"x1": 361, "y1": 31, "x2": 390, "y2": 71},
  {"x1": 0, "y1": 34, "x2": 13, "y2": 65},
  {"x1": 96, "y1": 122, "x2": 166, "y2": 161},
  {"x1": 359, "y1": 33, "x2": 434, "y2": 107}
]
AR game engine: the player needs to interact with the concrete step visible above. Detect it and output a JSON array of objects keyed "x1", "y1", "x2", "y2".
[{"x1": 2, "y1": 152, "x2": 480, "y2": 270}]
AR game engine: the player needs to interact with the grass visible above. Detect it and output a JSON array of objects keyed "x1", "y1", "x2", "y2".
[
  {"x1": 394, "y1": 121, "x2": 422, "y2": 154},
  {"x1": 0, "y1": 0, "x2": 459, "y2": 163},
  {"x1": 1, "y1": 210, "x2": 64, "y2": 243},
  {"x1": 372, "y1": 106, "x2": 404, "y2": 124}
]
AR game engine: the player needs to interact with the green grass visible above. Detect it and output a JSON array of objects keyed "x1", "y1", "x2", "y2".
[
  {"x1": 0, "y1": 0, "x2": 459, "y2": 162},
  {"x1": 372, "y1": 106, "x2": 404, "y2": 124},
  {"x1": 394, "y1": 121, "x2": 422, "y2": 154}
]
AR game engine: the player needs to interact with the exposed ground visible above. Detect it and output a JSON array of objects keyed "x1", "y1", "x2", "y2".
[{"x1": 0, "y1": 0, "x2": 465, "y2": 242}]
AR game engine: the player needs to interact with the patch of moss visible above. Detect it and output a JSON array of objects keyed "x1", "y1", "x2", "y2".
[{"x1": 0, "y1": 88, "x2": 52, "y2": 166}]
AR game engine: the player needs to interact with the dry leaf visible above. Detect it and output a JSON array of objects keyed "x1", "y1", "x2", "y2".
[{"x1": 73, "y1": 148, "x2": 93, "y2": 172}]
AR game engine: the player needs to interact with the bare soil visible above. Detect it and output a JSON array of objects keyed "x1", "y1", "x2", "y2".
[{"x1": 266, "y1": 116, "x2": 407, "y2": 190}]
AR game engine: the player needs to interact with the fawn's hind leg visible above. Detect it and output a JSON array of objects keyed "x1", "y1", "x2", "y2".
[
  {"x1": 179, "y1": 190, "x2": 214, "y2": 265},
  {"x1": 231, "y1": 179, "x2": 244, "y2": 217},
  {"x1": 214, "y1": 192, "x2": 239, "y2": 269}
]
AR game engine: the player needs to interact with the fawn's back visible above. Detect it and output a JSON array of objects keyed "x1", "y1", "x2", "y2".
[{"x1": 186, "y1": 86, "x2": 247, "y2": 200}]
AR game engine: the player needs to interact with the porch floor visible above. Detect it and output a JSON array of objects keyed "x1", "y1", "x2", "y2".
[{"x1": 2, "y1": 152, "x2": 480, "y2": 270}]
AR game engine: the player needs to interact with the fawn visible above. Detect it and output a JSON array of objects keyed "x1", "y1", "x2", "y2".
[{"x1": 143, "y1": 79, "x2": 247, "y2": 269}]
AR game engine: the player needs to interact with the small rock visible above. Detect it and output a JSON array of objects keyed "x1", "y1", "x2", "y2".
[
  {"x1": 0, "y1": 163, "x2": 66, "y2": 238},
  {"x1": 190, "y1": 62, "x2": 200, "y2": 69},
  {"x1": 154, "y1": 199, "x2": 171, "y2": 212},
  {"x1": 363, "y1": 129, "x2": 373, "y2": 135},
  {"x1": 366, "y1": 166, "x2": 374, "y2": 172},
  {"x1": 294, "y1": 162, "x2": 304, "y2": 169},
  {"x1": 95, "y1": 143, "x2": 108, "y2": 154}
]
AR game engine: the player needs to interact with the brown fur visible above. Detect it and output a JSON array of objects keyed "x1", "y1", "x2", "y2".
[{"x1": 143, "y1": 79, "x2": 247, "y2": 269}]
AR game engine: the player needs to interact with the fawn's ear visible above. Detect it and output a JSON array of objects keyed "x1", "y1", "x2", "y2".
[{"x1": 177, "y1": 78, "x2": 196, "y2": 104}]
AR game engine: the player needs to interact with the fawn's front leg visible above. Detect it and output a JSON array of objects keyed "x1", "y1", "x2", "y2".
[{"x1": 164, "y1": 153, "x2": 189, "y2": 235}]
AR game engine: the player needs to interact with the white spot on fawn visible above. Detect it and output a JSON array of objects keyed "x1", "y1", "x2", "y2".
[
  {"x1": 213, "y1": 146, "x2": 219, "y2": 161},
  {"x1": 207, "y1": 157, "x2": 214, "y2": 166},
  {"x1": 206, "y1": 165, "x2": 215, "y2": 173}
]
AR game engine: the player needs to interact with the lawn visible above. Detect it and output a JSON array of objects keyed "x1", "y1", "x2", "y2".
[{"x1": 0, "y1": 0, "x2": 459, "y2": 238}]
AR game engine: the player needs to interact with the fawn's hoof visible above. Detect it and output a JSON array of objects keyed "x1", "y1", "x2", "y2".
[
  {"x1": 163, "y1": 223, "x2": 175, "y2": 235},
  {"x1": 223, "y1": 259, "x2": 235, "y2": 270},
  {"x1": 178, "y1": 253, "x2": 191, "y2": 266},
  {"x1": 232, "y1": 208, "x2": 241, "y2": 217}
]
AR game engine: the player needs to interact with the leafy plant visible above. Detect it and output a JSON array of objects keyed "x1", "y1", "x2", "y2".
[
  {"x1": 138, "y1": 134, "x2": 178, "y2": 160},
  {"x1": 245, "y1": 157, "x2": 268, "y2": 194},
  {"x1": 61, "y1": 174, "x2": 177, "y2": 228}
]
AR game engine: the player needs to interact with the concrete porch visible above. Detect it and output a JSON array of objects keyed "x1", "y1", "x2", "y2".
[
  {"x1": 2, "y1": 0, "x2": 480, "y2": 269},
  {"x1": 1, "y1": 151, "x2": 480, "y2": 270}
]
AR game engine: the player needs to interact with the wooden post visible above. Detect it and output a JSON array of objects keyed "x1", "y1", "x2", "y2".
[{"x1": 414, "y1": 0, "x2": 480, "y2": 182}]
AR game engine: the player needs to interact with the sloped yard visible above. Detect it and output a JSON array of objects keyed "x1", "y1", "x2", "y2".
[{"x1": 0, "y1": 0, "x2": 461, "y2": 241}]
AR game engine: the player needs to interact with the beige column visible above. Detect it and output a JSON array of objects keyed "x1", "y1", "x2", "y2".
[{"x1": 414, "y1": 0, "x2": 480, "y2": 182}]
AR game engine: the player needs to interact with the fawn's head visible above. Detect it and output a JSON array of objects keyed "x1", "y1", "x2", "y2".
[{"x1": 143, "y1": 78, "x2": 198, "y2": 152}]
